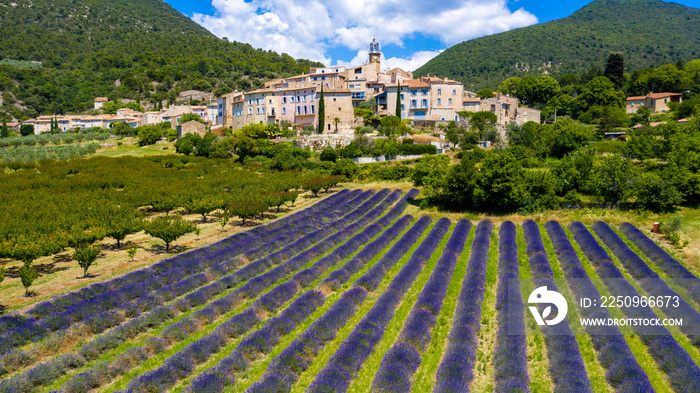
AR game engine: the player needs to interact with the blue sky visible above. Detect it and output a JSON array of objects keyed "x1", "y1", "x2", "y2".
[{"x1": 164, "y1": 0, "x2": 700, "y2": 71}]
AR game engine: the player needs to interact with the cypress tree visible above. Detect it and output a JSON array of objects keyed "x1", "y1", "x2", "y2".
[
  {"x1": 604, "y1": 53, "x2": 625, "y2": 88},
  {"x1": 317, "y1": 85, "x2": 325, "y2": 134},
  {"x1": 1, "y1": 119, "x2": 8, "y2": 138},
  {"x1": 396, "y1": 83, "x2": 402, "y2": 119}
]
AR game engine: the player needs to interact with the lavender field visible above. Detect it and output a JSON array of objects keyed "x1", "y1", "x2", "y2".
[{"x1": 1, "y1": 188, "x2": 699, "y2": 393}]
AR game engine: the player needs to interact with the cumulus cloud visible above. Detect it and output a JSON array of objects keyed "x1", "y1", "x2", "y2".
[{"x1": 192, "y1": 0, "x2": 537, "y2": 66}]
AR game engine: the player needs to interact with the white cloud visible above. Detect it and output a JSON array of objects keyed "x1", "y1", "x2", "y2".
[
  {"x1": 192, "y1": 0, "x2": 537, "y2": 66},
  {"x1": 384, "y1": 50, "x2": 445, "y2": 72}
]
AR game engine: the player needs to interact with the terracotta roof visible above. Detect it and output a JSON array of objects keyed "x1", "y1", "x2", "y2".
[
  {"x1": 392, "y1": 79, "x2": 429, "y2": 89},
  {"x1": 94, "y1": 97, "x2": 108, "y2": 102},
  {"x1": 627, "y1": 92, "x2": 682, "y2": 101},
  {"x1": 463, "y1": 97, "x2": 481, "y2": 103},
  {"x1": 233, "y1": 99, "x2": 244, "y2": 104},
  {"x1": 632, "y1": 121, "x2": 666, "y2": 128},
  {"x1": 648, "y1": 92, "x2": 681, "y2": 99},
  {"x1": 421, "y1": 76, "x2": 461, "y2": 85}
]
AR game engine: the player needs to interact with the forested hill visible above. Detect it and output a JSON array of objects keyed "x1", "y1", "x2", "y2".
[
  {"x1": 0, "y1": 0, "x2": 322, "y2": 118},
  {"x1": 415, "y1": 0, "x2": 700, "y2": 90}
]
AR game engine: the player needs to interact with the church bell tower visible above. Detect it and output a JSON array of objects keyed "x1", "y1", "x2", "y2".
[{"x1": 369, "y1": 38, "x2": 381, "y2": 64}]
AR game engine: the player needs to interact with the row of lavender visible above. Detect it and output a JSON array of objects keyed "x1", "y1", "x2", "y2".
[
  {"x1": 432, "y1": 221, "x2": 492, "y2": 392},
  {"x1": 118, "y1": 189, "x2": 415, "y2": 393},
  {"x1": 0, "y1": 189, "x2": 375, "y2": 384},
  {"x1": 493, "y1": 222, "x2": 529, "y2": 393},
  {"x1": 0, "y1": 189, "x2": 399, "y2": 392}
]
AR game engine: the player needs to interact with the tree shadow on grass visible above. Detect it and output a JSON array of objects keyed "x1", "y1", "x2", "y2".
[{"x1": 149, "y1": 244, "x2": 190, "y2": 255}]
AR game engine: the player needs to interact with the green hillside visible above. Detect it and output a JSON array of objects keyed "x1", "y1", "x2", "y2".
[
  {"x1": 415, "y1": 0, "x2": 700, "y2": 90},
  {"x1": 0, "y1": 0, "x2": 321, "y2": 118}
]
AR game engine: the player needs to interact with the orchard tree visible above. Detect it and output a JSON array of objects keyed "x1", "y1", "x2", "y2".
[
  {"x1": 104, "y1": 208, "x2": 144, "y2": 248},
  {"x1": 144, "y1": 216, "x2": 196, "y2": 251},
  {"x1": 18, "y1": 263, "x2": 38, "y2": 297},
  {"x1": 74, "y1": 243, "x2": 101, "y2": 277},
  {"x1": 184, "y1": 195, "x2": 224, "y2": 223},
  {"x1": 227, "y1": 200, "x2": 268, "y2": 225}
]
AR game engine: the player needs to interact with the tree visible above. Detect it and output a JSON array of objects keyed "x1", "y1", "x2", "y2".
[
  {"x1": 20, "y1": 124, "x2": 34, "y2": 136},
  {"x1": 0, "y1": 119, "x2": 8, "y2": 138},
  {"x1": 515, "y1": 76, "x2": 561, "y2": 108},
  {"x1": 104, "y1": 208, "x2": 143, "y2": 248},
  {"x1": 175, "y1": 135, "x2": 195, "y2": 155},
  {"x1": 74, "y1": 243, "x2": 100, "y2": 278},
  {"x1": 184, "y1": 195, "x2": 224, "y2": 223},
  {"x1": 144, "y1": 216, "x2": 196, "y2": 251},
  {"x1": 112, "y1": 122, "x2": 132, "y2": 138},
  {"x1": 477, "y1": 88, "x2": 494, "y2": 99},
  {"x1": 604, "y1": 53, "x2": 625, "y2": 88},
  {"x1": 593, "y1": 155, "x2": 634, "y2": 204},
  {"x1": 178, "y1": 113, "x2": 205, "y2": 124},
  {"x1": 138, "y1": 125, "x2": 162, "y2": 145},
  {"x1": 469, "y1": 111, "x2": 498, "y2": 139},
  {"x1": 126, "y1": 243, "x2": 138, "y2": 262},
  {"x1": 632, "y1": 172, "x2": 682, "y2": 213},
  {"x1": 379, "y1": 115, "x2": 401, "y2": 136},
  {"x1": 317, "y1": 85, "x2": 325, "y2": 134},
  {"x1": 630, "y1": 105, "x2": 651, "y2": 127},
  {"x1": 547, "y1": 118, "x2": 596, "y2": 158},
  {"x1": 333, "y1": 118, "x2": 341, "y2": 133},
  {"x1": 18, "y1": 263, "x2": 38, "y2": 297},
  {"x1": 227, "y1": 200, "x2": 268, "y2": 225},
  {"x1": 396, "y1": 83, "x2": 402, "y2": 119},
  {"x1": 320, "y1": 147, "x2": 338, "y2": 162}
]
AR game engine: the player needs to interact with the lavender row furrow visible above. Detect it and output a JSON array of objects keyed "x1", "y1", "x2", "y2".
[
  {"x1": 493, "y1": 222, "x2": 529, "y2": 393},
  {"x1": 619, "y1": 222, "x2": 700, "y2": 302},
  {"x1": 545, "y1": 221, "x2": 652, "y2": 393},
  {"x1": 371, "y1": 220, "x2": 471, "y2": 393},
  {"x1": 523, "y1": 220, "x2": 592, "y2": 393},
  {"x1": 569, "y1": 222, "x2": 700, "y2": 392},
  {"x1": 306, "y1": 217, "x2": 450, "y2": 393},
  {"x1": 353, "y1": 216, "x2": 434, "y2": 292},
  {"x1": 246, "y1": 217, "x2": 430, "y2": 393},
  {"x1": 593, "y1": 221, "x2": 700, "y2": 346},
  {"x1": 1, "y1": 190, "x2": 390, "y2": 391},
  {"x1": 126, "y1": 289, "x2": 325, "y2": 393},
  {"x1": 0, "y1": 190, "x2": 364, "y2": 356},
  {"x1": 433, "y1": 220, "x2": 492, "y2": 393}
]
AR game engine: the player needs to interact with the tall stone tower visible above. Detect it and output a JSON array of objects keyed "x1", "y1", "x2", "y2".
[{"x1": 369, "y1": 38, "x2": 381, "y2": 74}]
